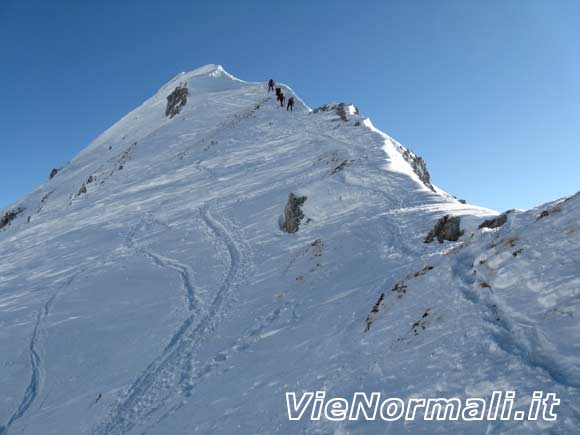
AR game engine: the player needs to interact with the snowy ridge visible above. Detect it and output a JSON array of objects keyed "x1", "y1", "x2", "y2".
[{"x1": 0, "y1": 65, "x2": 578, "y2": 434}]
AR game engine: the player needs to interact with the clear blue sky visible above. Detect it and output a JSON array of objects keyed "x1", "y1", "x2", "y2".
[{"x1": 1, "y1": 0, "x2": 578, "y2": 212}]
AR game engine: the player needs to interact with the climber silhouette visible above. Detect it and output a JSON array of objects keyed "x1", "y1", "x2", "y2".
[
  {"x1": 278, "y1": 92, "x2": 285, "y2": 107},
  {"x1": 287, "y1": 97, "x2": 295, "y2": 112},
  {"x1": 268, "y1": 79, "x2": 275, "y2": 92}
]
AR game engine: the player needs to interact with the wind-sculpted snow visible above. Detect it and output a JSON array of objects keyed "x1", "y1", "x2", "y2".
[{"x1": 0, "y1": 64, "x2": 578, "y2": 434}]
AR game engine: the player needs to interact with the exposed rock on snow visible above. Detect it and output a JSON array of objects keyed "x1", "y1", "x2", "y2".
[
  {"x1": 366, "y1": 265, "x2": 435, "y2": 331},
  {"x1": 479, "y1": 211, "x2": 511, "y2": 229},
  {"x1": 165, "y1": 84, "x2": 189, "y2": 118},
  {"x1": 335, "y1": 103, "x2": 350, "y2": 121},
  {"x1": 411, "y1": 308, "x2": 431, "y2": 336},
  {"x1": 391, "y1": 281, "x2": 408, "y2": 297},
  {"x1": 330, "y1": 159, "x2": 354, "y2": 175},
  {"x1": 364, "y1": 293, "x2": 385, "y2": 332},
  {"x1": 49, "y1": 168, "x2": 59, "y2": 179},
  {"x1": 424, "y1": 214, "x2": 463, "y2": 243},
  {"x1": 76, "y1": 183, "x2": 87, "y2": 196},
  {"x1": 401, "y1": 148, "x2": 434, "y2": 192},
  {"x1": 312, "y1": 103, "x2": 359, "y2": 122},
  {"x1": 0, "y1": 207, "x2": 24, "y2": 230},
  {"x1": 537, "y1": 205, "x2": 562, "y2": 221},
  {"x1": 411, "y1": 264, "x2": 434, "y2": 277},
  {"x1": 282, "y1": 193, "x2": 307, "y2": 233}
]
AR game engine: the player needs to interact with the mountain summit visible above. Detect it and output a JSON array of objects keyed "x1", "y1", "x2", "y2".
[{"x1": 0, "y1": 65, "x2": 578, "y2": 434}]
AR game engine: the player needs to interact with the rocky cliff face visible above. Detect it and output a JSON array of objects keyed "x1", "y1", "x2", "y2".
[{"x1": 401, "y1": 148, "x2": 434, "y2": 192}]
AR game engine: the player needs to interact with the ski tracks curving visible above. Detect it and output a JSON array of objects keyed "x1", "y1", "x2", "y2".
[
  {"x1": 94, "y1": 204, "x2": 250, "y2": 435},
  {"x1": 0, "y1": 274, "x2": 79, "y2": 435},
  {"x1": 141, "y1": 250, "x2": 201, "y2": 313}
]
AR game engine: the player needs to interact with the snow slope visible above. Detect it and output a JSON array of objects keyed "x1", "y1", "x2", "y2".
[{"x1": 0, "y1": 64, "x2": 578, "y2": 434}]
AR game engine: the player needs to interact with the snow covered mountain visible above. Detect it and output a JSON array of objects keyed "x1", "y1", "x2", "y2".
[{"x1": 0, "y1": 64, "x2": 578, "y2": 435}]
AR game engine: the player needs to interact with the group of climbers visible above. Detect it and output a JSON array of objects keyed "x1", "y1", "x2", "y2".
[{"x1": 268, "y1": 79, "x2": 294, "y2": 112}]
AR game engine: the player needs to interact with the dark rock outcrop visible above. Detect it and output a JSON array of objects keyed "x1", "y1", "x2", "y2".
[
  {"x1": 77, "y1": 183, "x2": 87, "y2": 196},
  {"x1": 537, "y1": 206, "x2": 562, "y2": 221},
  {"x1": 0, "y1": 207, "x2": 24, "y2": 230},
  {"x1": 335, "y1": 103, "x2": 349, "y2": 121},
  {"x1": 49, "y1": 168, "x2": 59, "y2": 179},
  {"x1": 75, "y1": 174, "x2": 97, "y2": 197},
  {"x1": 282, "y1": 193, "x2": 307, "y2": 233},
  {"x1": 424, "y1": 215, "x2": 463, "y2": 243},
  {"x1": 165, "y1": 84, "x2": 189, "y2": 118},
  {"x1": 365, "y1": 264, "x2": 435, "y2": 331},
  {"x1": 479, "y1": 212, "x2": 510, "y2": 230},
  {"x1": 330, "y1": 159, "x2": 353, "y2": 175},
  {"x1": 401, "y1": 149, "x2": 434, "y2": 192},
  {"x1": 312, "y1": 103, "x2": 359, "y2": 122},
  {"x1": 365, "y1": 293, "x2": 385, "y2": 332}
]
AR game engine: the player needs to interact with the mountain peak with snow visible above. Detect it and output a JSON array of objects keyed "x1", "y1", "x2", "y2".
[
  {"x1": 165, "y1": 64, "x2": 243, "y2": 86},
  {"x1": 0, "y1": 66, "x2": 578, "y2": 435}
]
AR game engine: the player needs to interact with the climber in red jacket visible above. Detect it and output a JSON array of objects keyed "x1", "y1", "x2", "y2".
[
  {"x1": 287, "y1": 96, "x2": 295, "y2": 112},
  {"x1": 268, "y1": 79, "x2": 275, "y2": 92},
  {"x1": 278, "y1": 92, "x2": 285, "y2": 107}
]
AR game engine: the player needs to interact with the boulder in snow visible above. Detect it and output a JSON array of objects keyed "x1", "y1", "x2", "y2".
[
  {"x1": 282, "y1": 193, "x2": 307, "y2": 233},
  {"x1": 49, "y1": 168, "x2": 59, "y2": 179},
  {"x1": 424, "y1": 215, "x2": 463, "y2": 243},
  {"x1": 165, "y1": 84, "x2": 189, "y2": 118},
  {"x1": 479, "y1": 211, "x2": 511, "y2": 230}
]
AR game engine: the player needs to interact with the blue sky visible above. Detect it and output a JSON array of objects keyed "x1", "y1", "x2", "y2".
[{"x1": 1, "y1": 0, "x2": 578, "y2": 211}]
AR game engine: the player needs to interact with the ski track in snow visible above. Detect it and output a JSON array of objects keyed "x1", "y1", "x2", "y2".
[
  {"x1": 0, "y1": 274, "x2": 79, "y2": 435},
  {"x1": 141, "y1": 250, "x2": 200, "y2": 313},
  {"x1": 145, "y1": 301, "x2": 297, "y2": 433},
  {"x1": 94, "y1": 204, "x2": 246, "y2": 435}
]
